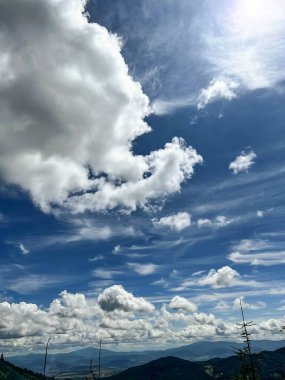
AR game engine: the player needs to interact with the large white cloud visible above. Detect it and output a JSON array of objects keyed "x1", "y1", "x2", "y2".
[
  {"x1": 97, "y1": 285, "x2": 155, "y2": 313},
  {"x1": 0, "y1": 286, "x2": 284, "y2": 352},
  {"x1": 0, "y1": 0, "x2": 202, "y2": 213}
]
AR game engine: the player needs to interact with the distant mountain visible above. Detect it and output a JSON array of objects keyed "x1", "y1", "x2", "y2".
[
  {"x1": 103, "y1": 356, "x2": 211, "y2": 380},
  {"x1": 8, "y1": 339, "x2": 285, "y2": 375},
  {"x1": 105, "y1": 347, "x2": 285, "y2": 380}
]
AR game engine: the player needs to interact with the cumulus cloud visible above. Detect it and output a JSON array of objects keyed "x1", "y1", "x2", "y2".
[
  {"x1": 229, "y1": 151, "x2": 257, "y2": 174},
  {"x1": 197, "y1": 78, "x2": 239, "y2": 109},
  {"x1": 0, "y1": 0, "x2": 202, "y2": 214},
  {"x1": 152, "y1": 212, "x2": 191, "y2": 232},
  {"x1": 97, "y1": 285, "x2": 154, "y2": 313},
  {"x1": 0, "y1": 286, "x2": 283, "y2": 351},
  {"x1": 169, "y1": 296, "x2": 197, "y2": 313},
  {"x1": 182, "y1": 266, "x2": 258, "y2": 289},
  {"x1": 198, "y1": 266, "x2": 242, "y2": 288},
  {"x1": 127, "y1": 262, "x2": 158, "y2": 276}
]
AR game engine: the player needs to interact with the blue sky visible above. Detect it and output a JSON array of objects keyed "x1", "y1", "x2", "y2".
[{"x1": 1, "y1": 0, "x2": 285, "y2": 354}]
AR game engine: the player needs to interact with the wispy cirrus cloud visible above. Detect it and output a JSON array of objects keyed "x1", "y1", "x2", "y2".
[{"x1": 228, "y1": 238, "x2": 285, "y2": 266}]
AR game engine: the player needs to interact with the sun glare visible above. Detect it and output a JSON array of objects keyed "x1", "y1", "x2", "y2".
[{"x1": 231, "y1": 0, "x2": 282, "y2": 37}]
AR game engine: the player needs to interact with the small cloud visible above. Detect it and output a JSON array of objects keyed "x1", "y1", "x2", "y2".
[
  {"x1": 152, "y1": 212, "x2": 191, "y2": 232},
  {"x1": 92, "y1": 268, "x2": 122, "y2": 279},
  {"x1": 152, "y1": 278, "x2": 169, "y2": 288},
  {"x1": 88, "y1": 255, "x2": 104, "y2": 262},
  {"x1": 151, "y1": 97, "x2": 194, "y2": 115},
  {"x1": 169, "y1": 295, "x2": 197, "y2": 313},
  {"x1": 197, "y1": 218, "x2": 212, "y2": 227},
  {"x1": 197, "y1": 78, "x2": 239, "y2": 109},
  {"x1": 191, "y1": 270, "x2": 206, "y2": 277},
  {"x1": 19, "y1": 243, "x2": 29, "y2": 255},
  {"x1": 127, "y1": 262, "x2": 158, "y2": 276},
  {"x1": 112, "y1": 245, "x2": 122, "y2": 254},
  {"x1": 256, "y1": 210, "x2": 264, "y2": 218},
  {"x1": 197, "y1": 215, "x2": 233, "y2": 228},
  {"x1": 215, "y1": 215, "x2": 232, "y2": 227},
  {"x1": 229, "y1": 150, "x2": 257, "y2": 174}
]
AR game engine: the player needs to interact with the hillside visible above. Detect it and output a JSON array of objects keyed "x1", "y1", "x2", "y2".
[
  {"x1": 104, "y1": 356, "x2": 211, "y2": 380},
  {"x1": 105, "y1": 347, "x2": 285, "y2": 380},
  {"x1": 0, "y1": 357, "x2": 46, "y2": 380}
]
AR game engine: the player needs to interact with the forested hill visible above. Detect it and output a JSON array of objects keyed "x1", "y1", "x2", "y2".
[
  {"x1": 0, "y1": 357, "x2": 47, "y2": 380},
  {"x1": 105, "y1": 347, "x2": 285, "y2": 380}
]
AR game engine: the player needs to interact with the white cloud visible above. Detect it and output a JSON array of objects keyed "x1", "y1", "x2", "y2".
[
  {"x1": 197, "y1": 215, "x2": 233, "y2": 228},
  {"x1": 197, "y1": 218, "x2": 212, "y2": 227},
  {"x1": 152, "y1": 212, "x2": 191, "y2": 232},
  {"x1": 127, "y1": 263, "x2": 158, "y2": 276},
  {"x1": 97, "y1": 285, "x2": 154, "y2": 313},
  {"x1": 229, "y1": 251, "x2": 285, "y2": 266},
  {"x1": 0, "y1": 286, "x2": 283, "y2": 351},
  {"x1": 92, "y1": 268, "x2": 122, "y2": 280},
  {"x1": 151, "y1": 97, "x2": 194, "y2": 115},
  {"x1": 169, "y1": 296, "x2": 197, "y2": 313},
  {"x1": 112, "y1": 245, "x2": 122, "y2": 254},
  {"x1": 19, "y1": 243, "x2": 29, "y2": 255},
  {"x1": 198, "y1": 266, "x2": 242, "y2": 288},
  {"x1": 6, "y1": 274, "x2": 64, "y2": 295},
  {"x1": 0, "y1": 0, "x2": 202, "y2": 214},
  {"x1": 88, "y1": 255, "x2": 104, "y2": 262},
  {"x1": 215, "y1": 296, "x2": 266, "y2": 311},
  {"x1": 182, "y1": 266, "x2": 258, "y2": 289},
  {"x1": 197, "y1": 78, "x2": 239, "y2": 109},
  {"x1": 229, "y1": 151, "x2": 257, "y2": 174},
  {"x1": 228, "y1": 238, "x2": 285, "y2": 266},
  {"x1": 232, "y1": 296, "x2": 266, "y2": 310},
  {"x1": 256, "y1": 210, "x2": 264, "y2": 218}
]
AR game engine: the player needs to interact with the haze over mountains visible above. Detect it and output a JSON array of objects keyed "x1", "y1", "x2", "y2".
[
  {"x1": 2, "y1": 343, "x2": 285, "y2": 379},
  {"x1": 9, "y1": 339, "x2": 285, "y2": 375}
]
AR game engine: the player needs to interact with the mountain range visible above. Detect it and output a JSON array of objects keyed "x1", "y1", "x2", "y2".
[
  {"x1": 8, "y1": 339, "x2": 285, "y2": 375},
  {"x1": 2, "y1": 345, "x2": 285, "y2": 379}
]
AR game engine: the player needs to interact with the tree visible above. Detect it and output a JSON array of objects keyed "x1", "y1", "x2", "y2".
[{"x1": 235, "y1": 299, "x2": 259, "y2": 380}]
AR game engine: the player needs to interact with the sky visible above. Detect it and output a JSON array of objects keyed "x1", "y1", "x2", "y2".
[{"x1": 1, "y1": 0, "x2": 285, "y2": 355}]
